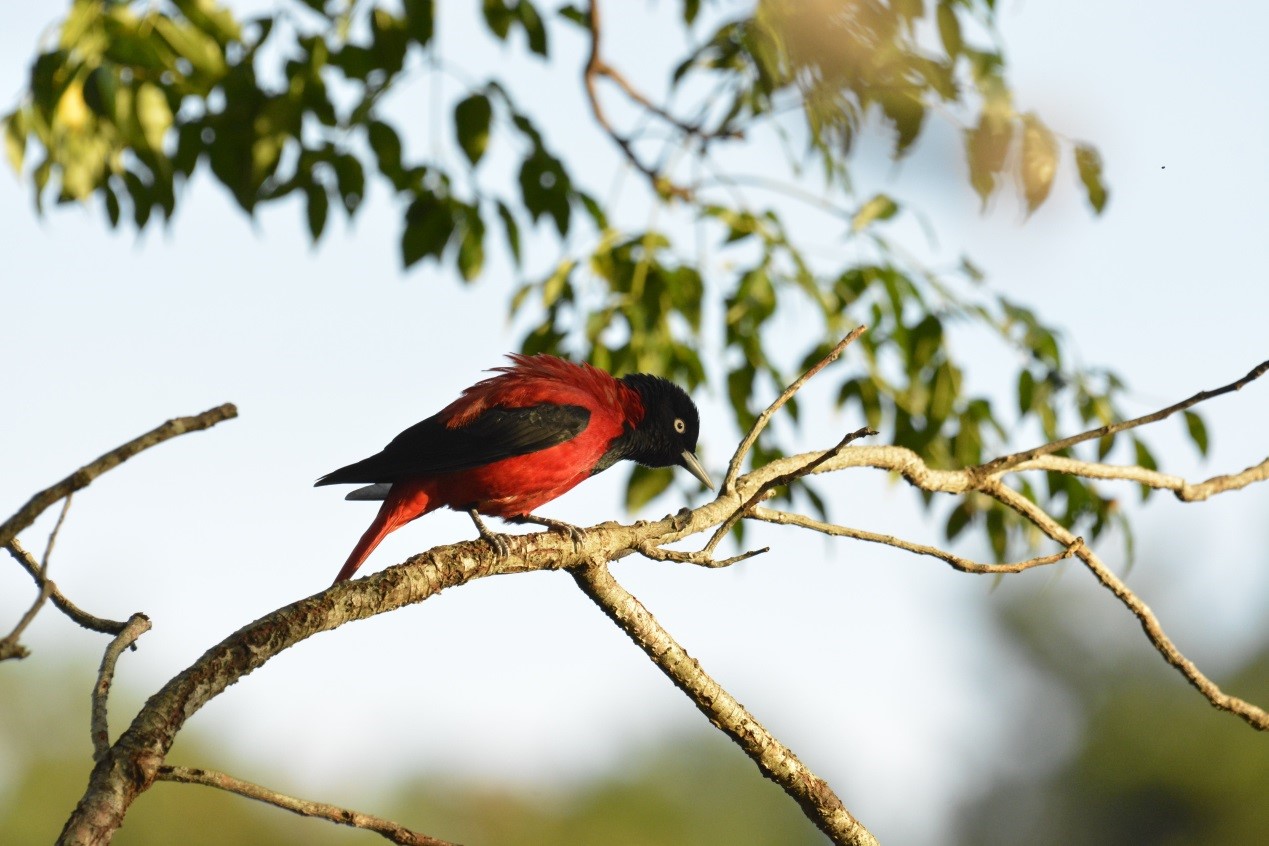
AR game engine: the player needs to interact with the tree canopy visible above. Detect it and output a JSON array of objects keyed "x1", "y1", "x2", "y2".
[{"x1": 3, "y1": 0, "x2": 1172, "y2": 560}]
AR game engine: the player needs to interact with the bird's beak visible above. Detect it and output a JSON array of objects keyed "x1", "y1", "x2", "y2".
[{"x1": 679, "y1": 450, "x2": 715, "y2": 490}]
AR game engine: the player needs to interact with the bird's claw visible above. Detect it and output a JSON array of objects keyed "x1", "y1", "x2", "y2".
[
  {"x1": 513, "y1": 515, "x2": 586, "y2": 552},
  {"x1": 469, "y1": 509, "x2": 512, "y2": 559}
]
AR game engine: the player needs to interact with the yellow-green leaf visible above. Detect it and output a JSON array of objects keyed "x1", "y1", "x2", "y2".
[{"x1": 851, "y1": 193, "x2": 899, "y2": 231}]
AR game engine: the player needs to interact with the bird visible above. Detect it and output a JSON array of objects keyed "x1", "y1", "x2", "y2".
[{"x1": 316, "y1": 353, "x2": 713, "y2": 583}]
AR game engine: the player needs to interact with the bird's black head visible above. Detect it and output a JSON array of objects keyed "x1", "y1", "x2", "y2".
[{"x1": 618, "y1": 373, "x2": 713, "y2": 489}]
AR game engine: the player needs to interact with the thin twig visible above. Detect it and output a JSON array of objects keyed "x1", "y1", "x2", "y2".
[
  {"x1": 752, "y1": 507, "x2": 1084, "y2": 574},
  {"x1": 571, "y1": 560, "x2": 879, "y2": 846},
  {"x1": 1, "y1": 494, "x2": 78, "y2": 660},
  {"x1": 977, "y1": 359, "x2": 1269, "y2": 476},
  {"x1": 706, "y1": 426, "x2": 876, "y2": 555},
  {"x1": 0, "y1": 403, "x2": 238, "y2": 550},
  {"x1": 5, "y1": 540, "x2": 127, "y2": 635},
  {"x1": 92, "y1": 614, "x2": 152, "y2": 760},
  {"x1": 582, "y1": 0, "x2": 693, "y2": 199},
  {"x1": 722, "y1": 325, "x2": 868, "y2": 492},
  {"x1": 157, "y1": 766, "x2": 456, "y2": 846}
]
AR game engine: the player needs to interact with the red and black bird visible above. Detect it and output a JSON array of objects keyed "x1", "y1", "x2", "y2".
[{"x1": 316, "y1": 353, "x2": 712, "y2": 583}]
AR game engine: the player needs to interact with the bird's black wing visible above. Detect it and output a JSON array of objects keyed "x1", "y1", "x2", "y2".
[{"x1": 315, "y1": 403, "x2": 590, "y2": 486}]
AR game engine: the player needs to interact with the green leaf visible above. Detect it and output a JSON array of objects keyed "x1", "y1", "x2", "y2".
[
  {"x1": 496, "y1": 199, "x2": 522, "y2": 266},
  {"x1": 937, "y1": 2, "x2": 962, "y2": 58},
  {"x1": 3, "y1": 110, "x2": 26, "y2": 173},
  {"x1": 135, "y1": 83, "x2": 173, "y2": 152},
  {"x1": 456, "y1": 205, "x2": 486, "y2": 281},
  {"x1": 482, "y1": 0, "x2": 513, "y2": 39},
  {"x1": 1183, "y1": 410, "x2": 1209, "y2": 457},
  {"x1": 1074, "y1": 143, "x2": 1109, "y2": 214},
  {"x1": 401, "y1": 195, "x2": 456, "y2": 268},
  {"x1": 985, "y1": 505, "x2": 1007, "y2": 561},
  {"x1": 851, "y1": 193, "x2": 899, "y2": 231},
  {"x1": 879, "y1": 90, "x2": 925, "y2": 158},
  {"x1": 1020, "y1": 112, "x2": 1058, "y2": 213},
  {"x1": 1017, "y1": 369, "x2": 1035, "y2": 415},
  {"x1": 333, "y1": 153, "x2": 364, "y2": 215},
  {"x1": 945, "y1": 501, "x2": 972, "y2": 541},
  {"x1": 965, "y1": 114, "x2": 1012, "y2": 206},
  {"x1": 368, "y1": 120, "x2": 403, "y2": 181},
  {"x1": 516, "y1": 1, "x2": 548, "y2": 56},
  {"x1": 402, "y1": 0, "x2": 435, "y2": 47},
  {"x1": 454, "y1": 93, "x2": 492, "y2": 166},
  {"x1": 626, "y1": 465, "x2": 675, "y2": 510},
  {"x1": 305, "y1": 180, "x2": 328, "y2": 242}
]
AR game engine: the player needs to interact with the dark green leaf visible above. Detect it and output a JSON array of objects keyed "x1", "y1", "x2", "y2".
[
  {"x1": 402, "y1": 0, "x2": 435, "y2": 47},
  {"x1": 496, "y1": 199, "x2": 522, "y2": 266},
  {"x1": 454, "y1": 93, "x2": 492, "y2": 166},
  {"x1": 516, "y1": 1, "x2": 548, "y2": 56},
  {"x1": 401, "y1": 195, "x2": 455, "y2": 268},
  {"x1": 946, "y1": 502, "x2": 972, "y2": 541},
  {"x1": 1017, "y1": 369, "x2": 1035, "y2": 415},
  {"x1": 305, "y1": 180, "x2": 328, "y2": 241},
  {"x1": 482, "y1": 0, "x2": 513, "y2": 39},
  {"x1": 1183, "y1": 410, "x2": 1209, "y2": 457},
  {"x1": 333, "y1": 153, "x2": 364, "y2": 215}
]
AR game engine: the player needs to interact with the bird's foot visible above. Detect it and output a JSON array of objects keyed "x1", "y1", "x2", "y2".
[
  {"x1": 468, "y1": 509, "x2": 512, "y2": 559},
  {"x1": 512, "y1": 514, "x2": 586, "y2": 552}
]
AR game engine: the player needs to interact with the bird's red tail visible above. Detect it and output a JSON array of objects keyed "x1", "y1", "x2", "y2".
[{"x1": 332, "y1": 483, "x2": 432, "y2": 584}]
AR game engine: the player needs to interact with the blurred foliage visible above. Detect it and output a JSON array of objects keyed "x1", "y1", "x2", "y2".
[
  {"x1": 0, "y1": 662, "x2": 821, "y2": 844},
  {"x1": 3, "y1": 0, "x2": 1197, "y2": 560},
  {"x1": 953, "y1": 591, "x2": 1269, "y2": 846}
]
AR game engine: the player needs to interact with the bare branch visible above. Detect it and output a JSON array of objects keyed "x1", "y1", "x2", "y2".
[
  {"x1": 1009, "y1": 454, "x2": 1269, "y2": 502},
  {"x1": 723, "y1": 326, "x2": 868, "y2": 492},
  {"x1": 705, "y1": 426, "x2": 876, "y2": 556},
  {"x1": 0, "y1": 403, "x2": 238, "y2": 550},
  {"x1": 571, "y1": 560, "x2": 879, "y2": 846},
  {"x1": 157, "y1": 766, "x2": 456, "y2": 846},
  {"x1": 751, "y1": 507, "x2": 1085, "y2": 575},
  {"x1": 981, "y1": 478, "x2": 1269, "y2": 731},
  {"x1": 0, "y1": 495, "x2": 75, "y2": 661},
  {"x1": 978, "y1": 359, "x2": 1269, "y2": 476},
  {"x1": 92, "y1": 614, "x2": 151, "y2": 760},
  {"x1": 5, "y1": 539, "x2": 127, "y2": 635},
  {"x1": 582, "y1": 0, "x2": 693, "y2": 199}
]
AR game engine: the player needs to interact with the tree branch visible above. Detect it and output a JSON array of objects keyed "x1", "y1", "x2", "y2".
[
  {"x1": 751, "y1": 507, "x2": 1085, "y2": 575},
  {"x1": 976, "y1": 359, "x2": 1269, "y2": 477},
  {"x1": 582, "y1": 0, "x2": 693, "y2": 199},
  {"x1": 1007, "y1": 454, "x2": 1269, "y2": 502},
  {"x1": 5, "y1": 539, "x2": 128, "y2": 636},
  {"x1": 91, "y1": 614, "x2": 151, "y2": 760},
  {"x1": 0, "y1": 495, "x2": 74, "y2": 661},
  {"x1": 157, "y1": 766, "x2": 456, "y2": 846},
  {"x1": 0, "y1": 403, "x2": 239, "y2": 550},
  {"x1": 981, "y1": 478, "x2": 1269, "y2": 730},
  {"x1": 723, "y1": 325, "x2": 868, "y2": 492},
  {"x1": 570, "y1": 560, "x2": 879, "y2": 846}
]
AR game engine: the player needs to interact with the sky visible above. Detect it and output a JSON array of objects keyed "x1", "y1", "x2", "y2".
[{"x1": 2, "y1": 2, "x2": 1268, "y2": 844}]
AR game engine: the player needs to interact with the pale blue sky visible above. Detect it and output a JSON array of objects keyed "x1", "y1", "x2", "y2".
[{"x1": 3, "y1": 3, "x2": 1267, "y2": 843}]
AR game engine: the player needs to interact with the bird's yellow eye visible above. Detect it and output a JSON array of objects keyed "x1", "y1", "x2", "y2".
[{"x1": 674, "y1": 418, "x2": 686, "y2": 434}]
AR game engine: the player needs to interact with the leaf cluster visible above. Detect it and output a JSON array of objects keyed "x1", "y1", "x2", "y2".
[{"x1": 3, "y1": 0, "x2": 1194, "y2": 559}]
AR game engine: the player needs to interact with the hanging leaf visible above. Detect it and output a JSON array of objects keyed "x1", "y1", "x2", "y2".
[
  {"x1": 1020, "y1": 112, "x2": 1059, "y2": 213},
  {"x1": 1074, "y1": 143, "x2": 1109, "y2": 214}
]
